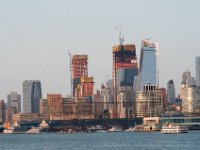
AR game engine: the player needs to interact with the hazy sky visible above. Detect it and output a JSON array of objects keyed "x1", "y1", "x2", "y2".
[{"x1": 1, "y1": 0, "x2": 200, "y2": 100}]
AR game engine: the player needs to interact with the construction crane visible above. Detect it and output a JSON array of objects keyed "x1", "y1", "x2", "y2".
[
  {"x1": 68, "y1": 51, "x2": 73, "y2": 97},
  {"x1": 115, "y1": 26, "x2": 124, "y2": 45}
]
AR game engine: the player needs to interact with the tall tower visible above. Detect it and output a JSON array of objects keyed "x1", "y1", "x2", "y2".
[
  {"x1": 7, "y1": 91, "x2": 21, "y2": 112},
  {"x1": 140, "y1": 39, "x2": 159, "y2": 89},
  {"x1": 167, "y1": 79, "x2": 176, "y2": 103},
  {"x1": 180, "y1": 71, "x2": 191, "y2": 100},
  {"x1": 23, "y1": 80, "x2": 42, "y2": 113},
  {"x1": 71, "y1": 55, "x2": 88, "y2": 97},
  {"x1": 0, "y1": 100, "x2": 6, "y2": 123},
  {"x1": 195, "y1": 57, "x2": 200, "y2": 87},
  {"x1": 112, "y1": 44, "x2": 138, "y2": 117}
]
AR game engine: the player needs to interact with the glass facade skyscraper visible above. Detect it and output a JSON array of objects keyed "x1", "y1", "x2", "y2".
[
  {"x1": 23, "y1": 80, "x2": 42, "y2": 113},
  {"x1": 139, "y1": 39, "x2": 159, "y2": 89}
]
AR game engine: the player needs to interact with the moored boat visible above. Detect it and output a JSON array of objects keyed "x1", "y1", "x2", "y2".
[
  {"x1": 109, "y1": 126, "x2": 122, "y2": 132},
  {"x1": 3, "y1": 121, "x2": 24, "y2": 134},
  {"x1": 26, "y1": 126, "x2": 40, "y2": 134}
]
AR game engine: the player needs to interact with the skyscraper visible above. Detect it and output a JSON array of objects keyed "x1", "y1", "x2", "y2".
[
  {"x1": 195, "y1": 57, "x2": 200, "y2": 87},
  {"x1": 167, "y1": 80, "x2": 176, "y2": 103},
  {"x1": 23, "y1": 80, "x2": 42, "y2": 113},
  {"x1": 0, "y1": 100, "x2": 6, "y2": 123},
  {"x1": 71, "y1": 55, "x2": 88, "y2": 97},
  {"x1": 180, "y1": 71, "x2": 191, "y2": 100},
  {"x1": 139, "y1": 39, "x2": 159, "y2": 89},
  {"x1": 7, "y1": 91, "x2": 21, "y2": 112},
  {"x1": 112, "y1": 44, "x2": 138, "y2": 118},
  {"x1": 181, "y1": 71, "x2": 191, "y2": 85}
]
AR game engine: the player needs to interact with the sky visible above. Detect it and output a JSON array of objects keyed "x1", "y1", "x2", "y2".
[{"x1": 0, "y1": 0, "x2": 200, "y2": 101}]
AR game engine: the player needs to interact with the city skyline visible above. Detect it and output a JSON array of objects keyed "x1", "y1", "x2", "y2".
[{"x1": 1, "y1": 0, "x2": 200, "y2": 100}]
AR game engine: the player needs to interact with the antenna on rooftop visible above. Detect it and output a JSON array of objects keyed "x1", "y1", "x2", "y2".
[{"x1": 115, "y1": 26, "x2": 124, "y2": 45}]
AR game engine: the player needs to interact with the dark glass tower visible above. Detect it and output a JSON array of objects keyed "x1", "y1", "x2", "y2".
[{"x1": 23, "y1": 80, "x2": 42, "y2": 113}]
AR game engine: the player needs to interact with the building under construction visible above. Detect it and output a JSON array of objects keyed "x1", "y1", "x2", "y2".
[
  {"x1": 112, "y1": 44, "x2": 138, "y2": 118},
  {"x1": 71, "y1": 55, "x2": 88, "y2": 97},
  {"x1": 71, "y1": 54, "x2": 94, "y2": 100}
]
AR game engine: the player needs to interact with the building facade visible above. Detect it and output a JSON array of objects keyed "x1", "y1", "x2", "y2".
[
  {"x1": 23, "y1": 80, "x2": 42, "y2": 113},
  {"x1": 167, "y1": 80, "x2": 176, "y2": 103},
  {"x1": 135, "y1": 86, "x2": 164, "y2": 118},
  {"x1": 0, "y1": 100, "x2": 6, "y2": 124},
  {"x1": 112, "y1": 44, "x2": 138, "y2": 118},
  {"x1": 72, "y1": 55, "x2": 88, "y2": 97},
  {"x1": 196, "y1": 57, "x2": 200, "y2": 87},
  {"x1": 47, "y1": 94, "x2": 63, "y2": 117},
  {"x1": 139, "y1": 39, "x2": 159, "y2": 90},
  {"x1": 77, "y1": 76, "x2": 94, "y2": 101},
  {"x1": 7, "y1": 91, "x2": 21, "y2": 112},
  {"x1": 182, "y1": 85, "x2": 200, "y2": 115}
]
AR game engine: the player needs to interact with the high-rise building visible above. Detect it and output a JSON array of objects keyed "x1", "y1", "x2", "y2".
[
  {"x1": 139, "y1": 39, "x2": 159, "y2": 89},
  {"x1": 180, "y1": 71, "x2": 191, "y2": 100},
  {"x1": 71, "y1": 55, "x2": 88, "y2": 97},
  {"x1": 112, "y1": 44, "x2": 138, "y2": 118},
  {"x1": 195, "y1": 57, "x2": 200, "y2": 87},
  {"x1": 7, "y1": 91, "x2": 21, "y2": 112},
  {"x1": 167, "y1": 80, "x2": 176, "y2": 103},
  {"x1": 181, "y1": 71, "x2": 191, "y2": 85},
  {"x1": 182, "y1": 85, "x2": 200, "y2": 115},
  {"x1": 23, "y1": 80, "x2": 42, "y2": 113},
  {"x1": 135, "y1": 85, "x2": 164, "y2": 118},
  {"x1": 0, "y1": 100, "x2": 6, "y2": 123}
]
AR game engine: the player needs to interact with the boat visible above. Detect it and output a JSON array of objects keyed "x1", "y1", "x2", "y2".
[
  {"x1": 125, "y1": 127, "x2": 136, "y2": 132},
  {"x1": 109, "y1": 126, "x2": 122, "y2": 132},
  {"x1": 3, "y1": 121, "x2": 24, "y2": 134},
  {"x1": 161, "y1": 123, "x2": 188, "y2": 134},
  {"x1": 26, "y1": 126, "x2": 40, "y2": 134},
  {"x1": 39, "y1": 120, "x2": 49, "y2": 132},
  {"x1": 87, "y1": 125, "x2": 103, "y2": 132},
  {"x1": 97, "y1": 129, "x2": 107, "y2": 133}
]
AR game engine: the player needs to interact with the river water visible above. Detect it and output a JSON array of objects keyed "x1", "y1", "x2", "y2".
[{"x1": 0, "y1": 131, "x2": 199, "y2": 150}]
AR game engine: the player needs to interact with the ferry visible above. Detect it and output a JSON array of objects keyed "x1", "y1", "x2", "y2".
[{"x1": 161, "y1": 123, "x2": 188, "y2": 134}]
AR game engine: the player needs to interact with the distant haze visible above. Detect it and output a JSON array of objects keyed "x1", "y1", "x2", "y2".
[{"x1": 1, "y1": 0, "x2": 200, "y2": 100}]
